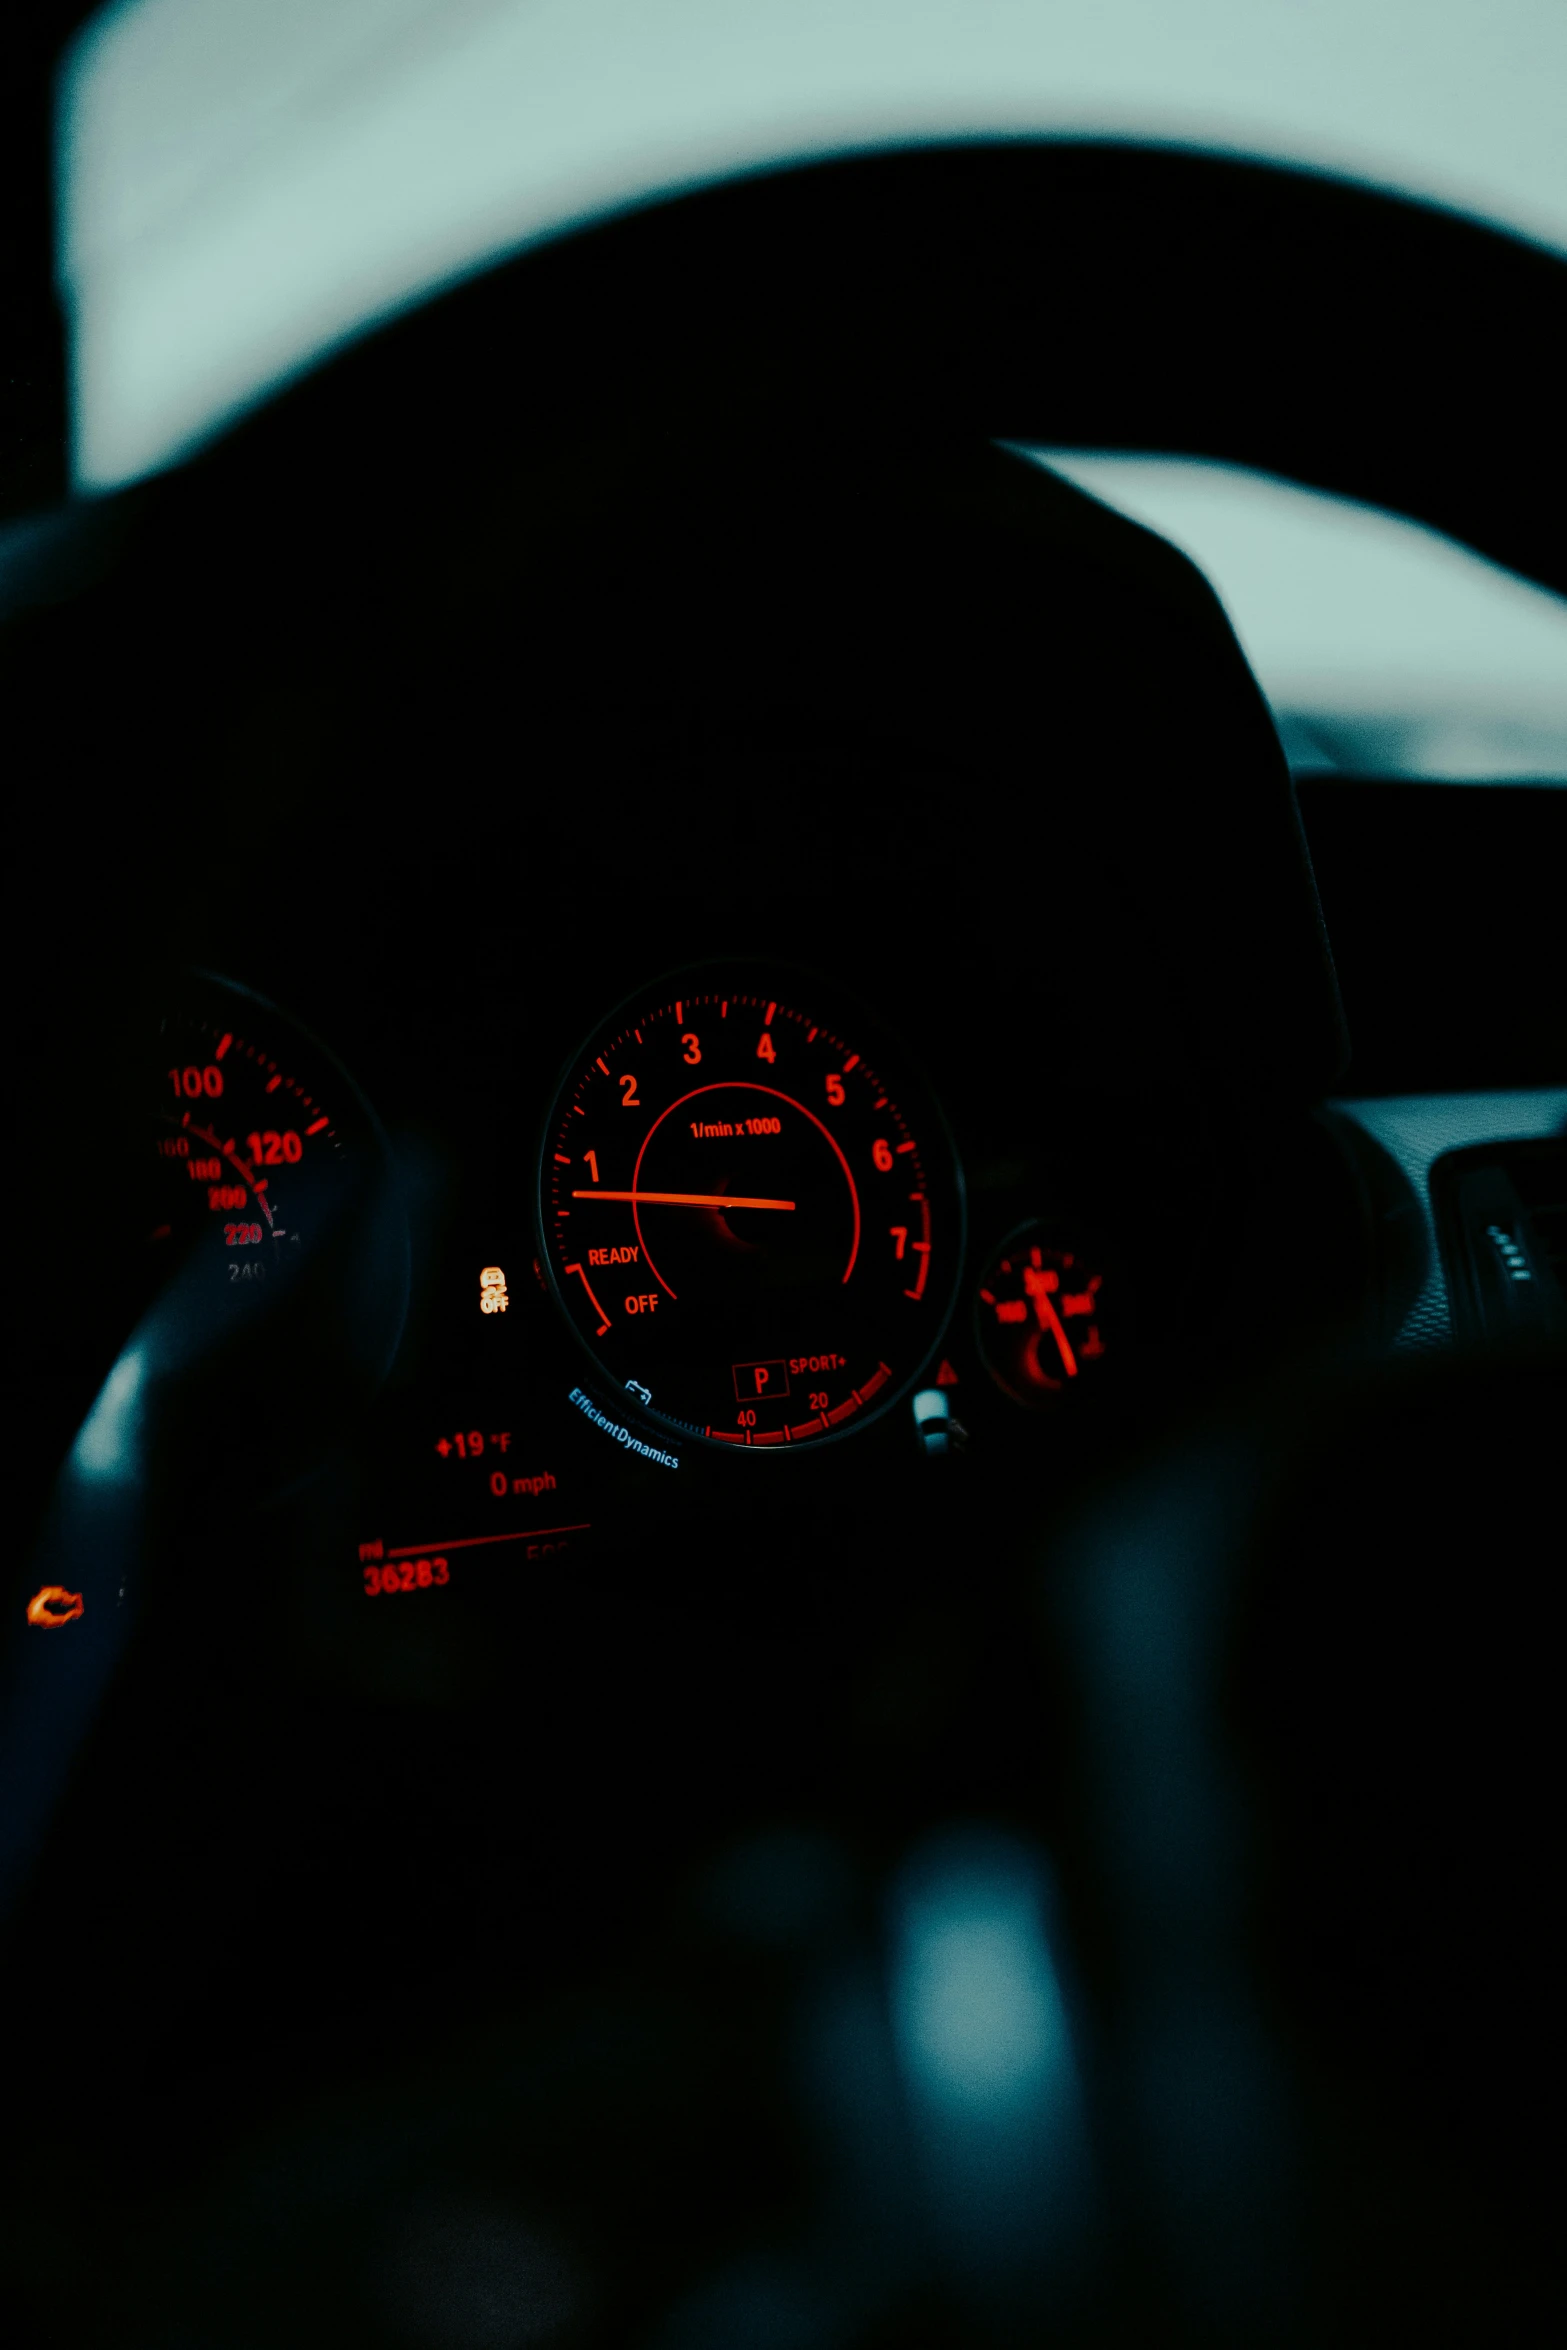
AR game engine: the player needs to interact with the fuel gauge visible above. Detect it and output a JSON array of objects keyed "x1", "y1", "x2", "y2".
[{"x1": 975, "y1": 1225, "x2": 1111, "y2": 1408}]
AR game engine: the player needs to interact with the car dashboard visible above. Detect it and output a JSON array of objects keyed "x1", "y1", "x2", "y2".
[
  {"x1": 9, "y1": 421, "x2": 1369, "y2": 1628},
  {"x1": 3, "y1": 365, "x2": 1563, "y2": 2346}
]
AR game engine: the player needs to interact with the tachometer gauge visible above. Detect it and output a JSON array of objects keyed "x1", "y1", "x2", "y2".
[
  {"x1": 538, "y1": 969, "x2": 963, "y2": 1448},
  {"x1": 975, "y1": 1225, "x2": 1112, "y2": 1408}
]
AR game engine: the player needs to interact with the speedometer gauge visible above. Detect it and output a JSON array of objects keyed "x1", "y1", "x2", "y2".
[
  {"x1": 143, "y1": 975, "x2": 360, "y2": 1297},
  {"x1": 126, "y1": 971, "x2": 406, "y2": 1389},
  {"x1": 538, "y1": 970, "x2": 963, "y2": 1448}
]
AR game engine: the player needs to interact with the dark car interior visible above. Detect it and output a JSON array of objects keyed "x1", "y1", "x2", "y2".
[{"x1": 3, "y1": 120, "x2": 1565, "y2": 2349}]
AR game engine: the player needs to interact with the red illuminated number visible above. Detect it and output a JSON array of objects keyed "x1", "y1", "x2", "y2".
[
  {"x1": 738, "y1": 1409, "x2": 757, "y2": 1427},
  {"x1": 809, "y1": 1390, "x2": 829, "y2": 1411},
  {"x1": 584, "y1": 1149, "x2": 600, "y2": 1185},
  {"x1": 454, "y1": 1431, "x2": 485, "y2": 1458},
  {"x1": 682, "y1": 1033, "x2": 702, "y2": 1065},
  {"x1": 825, "y1": 1074, "x2": 846, "y2": 1107},
  {"x1": 872, "y1": 1139, "x2": 894, "y2": 1173},
  {"x1": 245, "y1": 1129, "x2": 304, "y2": 1167},
  {"x1": 223, "y1": 1222, "x2": 263, "y2": 1245},
  {"x1": 170, "y1": 1065, "x2": 223, "y2": 1100},
  {"x1": 365, "y1": 1558, "x2": 448, "y2": 1596},
  {"x1": 620, "y1": 1073, "x2": 640, "y2": 1109},
  {"x1": 490, "y1": 1470, "x2": 507, "y2": 1497},
  {"x1": 756, "y1": 1032, "x2": 776, "y2": 1065},
  {"x1": 890, "y1": 1225, "x2": 908, "y2": 1259},
  {"x1": 208, "y1": 1184, "x2": 248, "y2": 1210}
]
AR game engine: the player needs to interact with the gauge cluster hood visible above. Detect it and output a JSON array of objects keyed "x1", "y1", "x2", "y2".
[{"x1": 3, "y1": 410, "x2": 1348, "y2": 1108}]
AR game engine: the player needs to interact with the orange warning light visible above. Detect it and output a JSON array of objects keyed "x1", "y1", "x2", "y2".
[
  {"x1": 479, "y1": 1264, "x2": 509, "y2": 1315},
  {"x1": 27, "y1": 1586, "x2": 84, "y2": 1628}
]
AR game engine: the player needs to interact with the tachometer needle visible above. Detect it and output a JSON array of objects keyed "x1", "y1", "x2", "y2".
[{"x1": 571, "y1": 1190, "x2": 796, "y2": 1210}]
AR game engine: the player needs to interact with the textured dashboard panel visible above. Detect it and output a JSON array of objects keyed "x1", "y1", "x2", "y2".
[{"x1": 1332, "y1": 1090, "x2": 1567, "y2": 1348}]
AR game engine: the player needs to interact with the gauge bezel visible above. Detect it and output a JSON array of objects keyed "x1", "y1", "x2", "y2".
[
  {"x1": 971, "y1": 1215, "x2": 1117, "y2": 1411},
  {"x1": 533, "y1": 960, "x2": 966, "y2": 1455}
]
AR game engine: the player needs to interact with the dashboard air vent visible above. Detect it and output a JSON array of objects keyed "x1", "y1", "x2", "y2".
[{"x1": 1431, "y1": 1139, "x2": 1567, "y2": 1349}]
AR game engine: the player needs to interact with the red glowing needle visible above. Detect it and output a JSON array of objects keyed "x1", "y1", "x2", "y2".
[
  {"x1": 571, "y1": 1190, "x2": 796, "y2": 1211},
  {"x1": 562, "y1": 1261, "x2": 612, "y2": 1334},
  {"x1": 1023, "y1": 1262, "x2": 1078, "y2": 1378}
]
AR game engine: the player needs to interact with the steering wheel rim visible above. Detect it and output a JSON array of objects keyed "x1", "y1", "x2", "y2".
[{"x1": 100, "y1": 138, "x2": 1566, "y2": 600}]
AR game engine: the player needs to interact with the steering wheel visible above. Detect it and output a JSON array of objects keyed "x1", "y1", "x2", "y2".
[{"x1": 3, "y1": 139, "x2": 1563, "y2": 2350}]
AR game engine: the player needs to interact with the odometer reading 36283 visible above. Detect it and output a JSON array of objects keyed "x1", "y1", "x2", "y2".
[{"x1": 539, "y1": 971, "x2": 963, "y2": 1448}]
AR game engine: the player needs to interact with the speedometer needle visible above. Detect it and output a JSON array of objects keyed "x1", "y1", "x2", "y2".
[{"x1": 571, "y1": 1189, "x2": 796, "y2": 1210}]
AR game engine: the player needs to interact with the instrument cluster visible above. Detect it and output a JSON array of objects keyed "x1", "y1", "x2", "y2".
[{"x1": 24, "y1": 954, "x2": 1158, "y2": 1646}]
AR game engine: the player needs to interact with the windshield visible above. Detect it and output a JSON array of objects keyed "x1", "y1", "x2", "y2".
[{"x1": 1029, "y1": 453, "x2": 1567, "y2": 782}]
